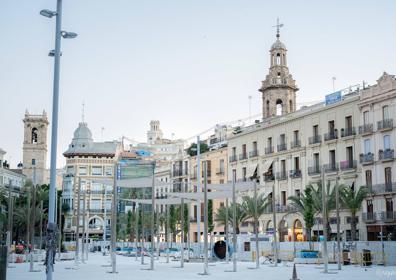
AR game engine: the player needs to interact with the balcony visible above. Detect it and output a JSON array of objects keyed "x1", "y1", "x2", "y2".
[
  {"x1": 308, "y1": 165, "x2": 321, "y2": 176},
  {"x1": 89, "y1": 209, "x2": 104, "y2": 214},
  {"x1": 377, "y1": 119, "x2": 393, "y2": 131},
  {"x1": 359, "y1": 153, "x2": 374, "y2": 165},
  {"x1": 289, "y1": 169, "x2": 302, "y2": 179},
  {"x1": 362, "y1": 212, "x2": 375, "y2": 223},
  {"x1": 172, "y1": 170, "x2": 183, "y2": 177},
  {"x1": 277, "y1": 143, "x2": 287, "y2": 152},
  {"x1": 215, "y1": 168, "x2": 225, "y2": 175},
  {"x1": 385, "y1": 211, "x2": 396, "y2": 222},
  {"x1": 290, "y1": 140, "x2": 301, "y2": 149},
  {"x1": 341, "y1": 127, "x2": 356, "y2": 138},
  {"x1": 324, "y1": 162, "x2": 339, "y2": 173},
  {"x1": 324, "y1": 131, "x2": 338, "y2": 141},
  {"x1": 371, "y1": 182, "x2": 396, "y2": 194},
  {"x1": 358, "y1": 124, "x2": 373, "y2": 135},
  {"x1": 379, "y1": 149, "x2": 394, "y2": 161},
  {"x1": 275, "y1": 171, "x2": 287, "y2": 181},
  {"x1": 340, "y1": 160, "x2": 357, "y2": 171},
  {"x1": 239, "y1": 153, "x2": 248, "y2": 161},
  {"x1": 309, "y1": 135, "x2": 322, "y2": 145},
  {"x1": 229, "y1": 155, "x2": 237, "y2": 163},
  {"x1": 249, "y1": 150, "x2": 259, "y2": 158},
  {"x1": 263, "y1": 173, "x2": 275, "y2": 182},
  {"x1": 265, "y1": 146, "x2": 274, "y2": 155}
]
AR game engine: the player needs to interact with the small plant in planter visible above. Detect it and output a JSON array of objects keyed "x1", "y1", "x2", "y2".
[{"x1": 15, "y1": 244, "x2": 25, "y2": 254}]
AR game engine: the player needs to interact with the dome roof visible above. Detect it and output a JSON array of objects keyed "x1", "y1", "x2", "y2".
[
  {"x1": 73, "y1": 122, "x2": 93, "y2": 141},
  {"x1": 271, "y1": 39, "x2": 286, "y2": 50}
]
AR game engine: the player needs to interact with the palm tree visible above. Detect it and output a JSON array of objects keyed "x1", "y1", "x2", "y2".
[
  {"x1": 228, "y1": 203, "x2": 248, "y2": 234},
  {"x1": 241, "y1": 194, "x2": 269, "y2": 234},
  {"x1": 288, "y1": 187, "x2": 315, "y2": 248},
  {"x1": 215, "y1": 205, "x2": 229, "y2": 233},
  {"x1": 340, "y1": 184, "x2": 369, "y2": 241},
  {"x1": 308, "y1": 182, "x2": 336, "y2": 240}
]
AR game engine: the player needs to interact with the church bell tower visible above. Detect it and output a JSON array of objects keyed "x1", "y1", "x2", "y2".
[
  {"x1": 259, "y1": 19, "x2": 298, "y2": 119},
  {"x1": 22, "y1": 110, "x2": 49, "y2": 185}
]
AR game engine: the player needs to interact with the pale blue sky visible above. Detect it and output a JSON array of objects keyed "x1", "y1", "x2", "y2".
[{"x1": 1, "y1": 0, "x2": 395, "y2": 167}]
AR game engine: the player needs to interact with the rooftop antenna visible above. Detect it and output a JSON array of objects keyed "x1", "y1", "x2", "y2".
[
  {"x1": 82, "y1": 101, "x2": 85, "y2": 123},
  {"x1": 332, "y1": 77, "x2": 336, "y2": 92},
  {"x1": 101, "y1": 127, "x2": 105, "y2": 141},
  {"x1": 273, "y1": 18, "x2": 284, "y2": 39}
]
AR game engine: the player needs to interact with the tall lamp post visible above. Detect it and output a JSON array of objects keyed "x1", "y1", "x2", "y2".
[{"x1": 40, "y1": 2, "x2": 77, "y2": 279}]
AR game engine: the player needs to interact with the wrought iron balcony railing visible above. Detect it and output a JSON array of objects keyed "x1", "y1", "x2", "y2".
[
  {"x1": 340, "y1": 160, "x2": 357, "y2": 170},
  {"x1": 324, "y1": 131, "x2": 338, "y2": 141},
  {"x1": 249, "y1": 150, "x2": 259, "y2": 158},
  {"x1": 358, "y1": 124, "x2": 373, "y2": 135},
  {"x1": 290, "y1": 140, "x2": 301, "y2": 149},
  {"x1": 309, "y1": 135, "x2": 322, "y2": 145},
  {"x1": 379, "y1": 149, "x2": 394, "y2": 161},
  {"x1": 341, "y1": 127, "x2": 356, "y2": 138},
  {"x1": 377, "y1": 119, "x2": 393, "y2": 131},
  {"x1": 265, "y1": 146, "x2": 274, "y2": 154},
  {"x1": 360, "y1": 153, "x2": 374, "y2": 164}
]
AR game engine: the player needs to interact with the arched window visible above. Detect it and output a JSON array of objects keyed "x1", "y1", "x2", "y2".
[
  {"x1": 266, "y1": 100, "x2": 270, "y2": 117},
  {"x1": 289, "y1": 100, "x2": 293, "y2": 112},
  {"x1": 382, "y1": 105, "x2": 389, "y2": 120},
  {"x1": 276, "y1": 99, "x2": 283, "y2": 116},
  {"x1": 31, "y1": 128, "x2": 38, "y2": 144},
  {"x1": 277, "y1": 72, "x2": 281, "y2": 84},
  {"x1": 276, "y1": 53, "x2": 281, "y2": 65}
]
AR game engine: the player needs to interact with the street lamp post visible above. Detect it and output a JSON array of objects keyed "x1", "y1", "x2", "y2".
[
  {"x1": 321, "y1": 169, "x2": 329, "y2": 273},
  {"x1": 40, "y1": 1, "x2": 77, "y2": 278}
]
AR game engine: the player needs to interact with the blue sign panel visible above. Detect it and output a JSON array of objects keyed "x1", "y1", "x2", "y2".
[{"x1": 325, "y1": 91, "x2": 342, "y2": 106}]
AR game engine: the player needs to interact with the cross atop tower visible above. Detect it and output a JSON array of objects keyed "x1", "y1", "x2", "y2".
[
  {"x1": 272, "y1": 18, "x2": 284, "y2": 39},
  {"x1": 82, "y1": 102, "x2": 85, "y2": 123}
]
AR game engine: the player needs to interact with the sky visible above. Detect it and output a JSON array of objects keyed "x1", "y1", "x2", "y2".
[{"x1": 0, "y1": 0, "x2": 395, "y2": 168}]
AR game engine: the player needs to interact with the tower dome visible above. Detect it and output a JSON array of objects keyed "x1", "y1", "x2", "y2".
[{"x1": 69, "y1": 122, "x2": 93, "y2": 150}]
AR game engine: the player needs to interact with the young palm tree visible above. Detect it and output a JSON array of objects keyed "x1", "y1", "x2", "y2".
[
  {"x1": 340, "y1": 184, "x2": 369, "y2": 241},
  {"x1": 215, "y1": 205, "x2": 229, "y2": 234},
  {"x1": 241, "y1": 194, "x2": 269, "y2": 234},
  {"x1": 228, "y1": 203, "x2": 248, "y2": 234},
  {"x1": 308, "y1": 182, "x2": 336, "y2": 240},
  {"x1": 288, "y1": 187, "x2": 315, "y2": 248}
]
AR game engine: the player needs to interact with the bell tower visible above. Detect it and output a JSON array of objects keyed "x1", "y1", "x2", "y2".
[
  {"x1": 22, "y1": 110, "x2": 49, "y2": 185},
  {"x1": 259, "y1": 19, "x2": 298, "y2": 119}
]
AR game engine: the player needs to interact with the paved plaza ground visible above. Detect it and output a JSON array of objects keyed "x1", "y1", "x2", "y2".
[{"x1": 8, "y1": 253, "x2": 396, "y2": 280}]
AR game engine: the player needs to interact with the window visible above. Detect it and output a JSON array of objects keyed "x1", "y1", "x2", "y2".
[
  {"x1": 294, "y1": 157, "x2": 300, "y2": 170},
  {"x1": 329, "y1": 150, "x2": 336, "y2": 167},
  {"x1": 364, "y1": 139, "x2": 371, "y2": 154},
  {"x1": 242, "y1": 167, "x2": 247, "y2": 182},
  {"x1": 281, "y1": 191, "x2": 286, "y2": 206},
  {"x1": 91, "y1": 183, "x2": 102, "y2": 192},
  {"x1": 345, "y1": 116, "x2": 352, "y2": 129},
  {"x1": 276, "y1": 100, "x2": 283, "y2": 115},
  {"x1": 219, "y1": 159, "x2": 224, "y2": 173},
  {"x1": 90, "y1": 199, "x2": 101, "y2": 210},
  {"x1": 328, "y1": 120, "x2": 335, "y2": 133},
  {"x1": 252, "y1": 141, "x2": 257, "y2": 152},
  {"x1": 363, "y1": 111, "x2": 369, "y2": 125},
  {"x1": 289, "y1": 100, "x2": 293, "y2": 112},
  {"x1": 280, "y1": 134, "x2": 286, "y2": 145},
  {"x1": 105, "y1": 166, "x2": 113, "y2": 176},
  {"x1": 244, "y1": 242, "x2": 251, "y2": 252},
  {"x1": 385, "y1": 167, "x2": 392, "y2": 187},
  {"x1": 242, "y1": 144, "x2": 247, "y2": 157},
  {"x1": 293, "y1": 130, "x2": 299, "y2": 142},
  {"x1": 313, "y1": 125, "x2": 319, "y2": 137},
  {"x1": 366, "y1": 200, "x2": 373, "y2": 213},
  {"x1": 266, "y1": 100, "x2": 270, "y2": 117},
  {"x1": 92, "y1": 166, "x2": 103, "y2": 176},
  {"x1": 365, "y1": 170, "x2": 372, "y2": 188},
  {"x1": 384, "y1": 135, "x2": 391, "y2": 150},
  {"x1": 295, "y1": 189, "x2": 301, "y2": 197},
  {"x1": 31, "y1": 128, "x2": 38, "y2": 144},
  {"x1": 32, "y1": 159, "x2": 36, "y2": 166},
  {"x1": 346, "y1": 146, "x2": 353, "y2": 163},
  {"x1": 313, "y1": 153, "x2": 320, "y2": 168},
  {"x1": 66, "y1": 166, "x2": 74, "y2": 174},
  {"x1": 267, "y1": 137, "x2": 272, "y2": 148},
  {"x1": 105, "y1": 199, "x2": 112, "y2": 210},
  {"x1": 232, "y1": 147, "x2": 236, "y2": 157},
  {"x1": 276, "y1": 53, "x2": 281, "y2": 65},
  {"x1": 281, "y1": 160, "x2": 286, "y2": 174},
  {"x1": 79, "y1": 166, "x2": 87, "y2": 175},
  {"x1": 386, "y1": 198, "x2": 393, "y2": 212},
  {"x1": 383, "y1": 105, "x2": 389, "y2": 120}
]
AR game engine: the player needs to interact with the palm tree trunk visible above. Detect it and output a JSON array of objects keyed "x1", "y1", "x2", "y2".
[
  {"x1": 306, "y1": 227, "x2": 312, "y2": 250},
  {"x1": 351, "y1": 212, "x2": 357, "y2": 241}
]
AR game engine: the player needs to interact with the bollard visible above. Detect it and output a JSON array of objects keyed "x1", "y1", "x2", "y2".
[
  {"x1": 290, "y1": 263, "x2": 299, "y2": 280},
  {"x1": 0, "y1": 245, "x2": 7, "y2": 280}
]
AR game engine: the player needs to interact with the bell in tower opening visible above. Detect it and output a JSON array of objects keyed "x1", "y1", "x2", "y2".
[{"x1": 259, "y1": 18, "x2": 298, "y2": 119}]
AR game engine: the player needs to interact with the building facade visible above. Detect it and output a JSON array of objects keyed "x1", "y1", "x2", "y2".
[
  {"x1": 358, "y1": 72, "x2": 396, "y2": 240},
  {"x1": 62, "y1": 122, "x2": 122, "y2": 240},
  {"x1": 227, "y1": 29, "x2": 396, "y2": 241}
]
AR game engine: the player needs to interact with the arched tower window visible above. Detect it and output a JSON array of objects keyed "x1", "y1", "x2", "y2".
[
  {"x1": 289, "y1": 100, "x2": 293, "y2": 112},
  {"x1": 276, "y1": 99, "x2": 283, "y2": 116},
  {"x1": 266, "y1": 100, "x2": 270, "y2": 117},
  {"x1": 277, "y1": 72, "x2": 282, "y2": 84},
  {"x1": 31, "y1": 128, "x2": 38, "y2": 144},
  {"x1": 276, "y1": 53, "x2": 281, "y2": 65}
]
